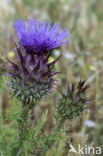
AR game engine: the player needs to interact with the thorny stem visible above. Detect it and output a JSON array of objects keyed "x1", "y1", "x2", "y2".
[
  {"x1": 19, "y1": 105, "x2": 30, "y2": 139},
  {"x1": 12, "y1": 104, "x2": 30, "y2": 156},
  {"x1": 42, "y1": 118, "x2": 65, "y2": 156}
]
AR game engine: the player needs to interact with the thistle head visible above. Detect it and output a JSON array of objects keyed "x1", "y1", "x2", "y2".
[
  {"x1": 7, "y1": 46, "x2": 60, "y2": 106},
  {"x1": 57, "y1": 80, "x2": 90, "y2": 120},
  {"x1": 14, "y1": 19, "x2": 69, "y2": 55},
  {"x1": 7, "y1": 19, "x2": 70, "y2": 106}
]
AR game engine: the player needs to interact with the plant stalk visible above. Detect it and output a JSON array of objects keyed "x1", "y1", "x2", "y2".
[
  {"x1": 12, "y1": 104, "x2": 30, "y2": 156},
  {"x1": 42, "y1": 118, "x2": 65, "y2": 156}
]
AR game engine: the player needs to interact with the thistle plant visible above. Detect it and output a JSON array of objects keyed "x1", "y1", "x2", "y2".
[
  {"x1": 41, "y1": 80, "x2": 90, "y2": 155},
  {"x1": 6, "y1": 19, "x2": 69, "y2": 155},
  {"x1": 5, "y1": 19, "x2": 90, "y2": 156}
]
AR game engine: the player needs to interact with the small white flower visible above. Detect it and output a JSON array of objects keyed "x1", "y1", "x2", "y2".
[{"x1": 85, "y1": 120, "x2": 96, "y2": 128}]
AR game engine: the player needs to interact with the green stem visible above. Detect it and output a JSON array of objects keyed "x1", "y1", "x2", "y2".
[
  {"x1": 19, "y1": 105, "x2": 30, "y2": 139},
  {"x1": 42, "y1": 118, "x2": 65, "y2": 156},
  {"x1": 12, "y1": 104, "x2": 30, "y2": 156}
]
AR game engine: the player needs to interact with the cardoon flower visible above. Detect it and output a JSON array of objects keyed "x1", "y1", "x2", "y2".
[
  {"x1": 6, "y1": 19, "x2": 70, "y2": 155},
  {"x1": 14, "y1": 19, "x2": 69, "y2": 54},
  {"x1": 57, "y1": 80, "x2": 90, "y2": 120},
  {"x1": 7, "y1": 46, "x2": 60, "y2": 106},
  {"x1": 7, "y1": 19, "x2": 69, "y2": 106}
]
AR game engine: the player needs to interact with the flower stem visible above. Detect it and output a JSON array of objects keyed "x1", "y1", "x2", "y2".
[
  {"x1": 42, "y1": 118, "x2": 65, "y2": 156},
  {"x1": 12, "y1": 104, "x2": 30, "y2": 156}
]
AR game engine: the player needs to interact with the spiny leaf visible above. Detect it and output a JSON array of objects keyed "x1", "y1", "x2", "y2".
[{"x1": 30, "y1": 110, "x2": 48, "y2": 139}]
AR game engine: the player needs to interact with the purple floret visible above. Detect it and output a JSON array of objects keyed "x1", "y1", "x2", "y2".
[{"x1": 14, "y1": 19, "x2": 69, "y2": 54}]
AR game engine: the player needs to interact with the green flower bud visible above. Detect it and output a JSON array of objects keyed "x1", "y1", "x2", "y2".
[{"x1": 57, "y1": 80, "x2": 90, "y2": 120}]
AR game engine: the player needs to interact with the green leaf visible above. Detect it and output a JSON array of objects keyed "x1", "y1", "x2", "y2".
[{"x1": 30, "y1": 110, "x2": 48, "y2": 139}]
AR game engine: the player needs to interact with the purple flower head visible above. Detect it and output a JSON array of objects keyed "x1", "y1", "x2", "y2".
[
  {"x1": 14, "y1": 19, "x2": 69, "y2": 55},
  {"x1": 7, "y1": 45, "x2": 60, "y2": 105}
]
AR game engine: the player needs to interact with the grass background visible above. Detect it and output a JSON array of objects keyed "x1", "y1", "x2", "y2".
[{"x1": 0, "y1": 0, "x2": 103, "y2": 155}]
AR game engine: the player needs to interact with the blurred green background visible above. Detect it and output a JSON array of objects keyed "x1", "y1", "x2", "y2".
[{"x1": 0, "y1": 0, "x2": 103, "y2": 155}]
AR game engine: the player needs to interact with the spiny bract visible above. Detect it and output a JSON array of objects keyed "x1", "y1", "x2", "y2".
[
  {"x1": 57, "y1": 80, "x2": 90, "y2": 120},
  {"x1": 7, "y1": 46, "x2": 60, "y2": 106}
]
